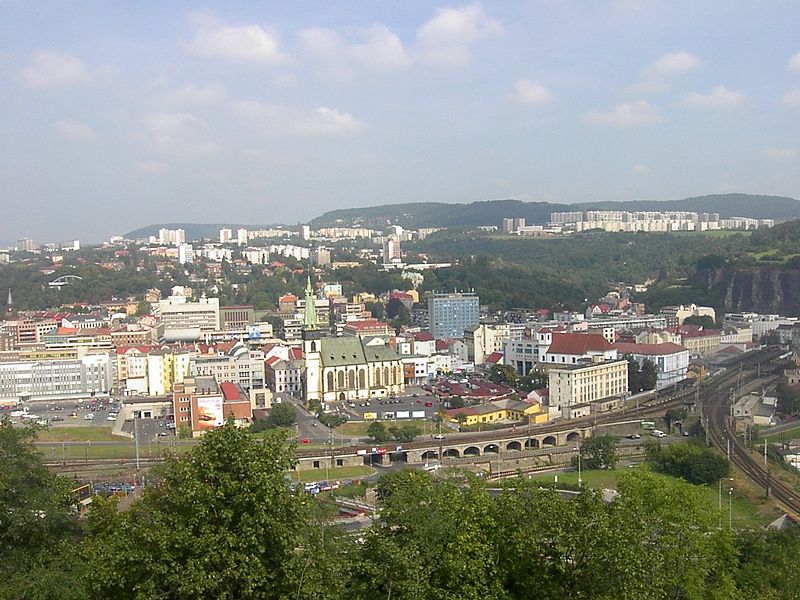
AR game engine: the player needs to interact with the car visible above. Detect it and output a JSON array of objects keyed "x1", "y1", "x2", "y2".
[
  {"x1": 159, "y1": 431, "x2": 169, "y2": 437},
  {"x1": 69, "y1": 412, "x2": 78, "y2": 419},
  {"x1": 626, "y1": 433, "x2": 641, "y2": 440},
  {"x1": 106, "y1": 415, "x2": 117, "y2": 421},
  {"x1": 650, "y1": 429, "x2": 667, "y2": 438},
  {"x1": 412, "y1": 393, "x2": 419, "y2": 397},
  {"x1": 51, "y1": 416, "x2": 64, "y2": 422},
  {"x1": 84, "y1": 413, "x2": 94, "y2": 420},
  {"x1": 158, "y1": 421, "x2": 164, "y2": 427},
  {"x1": 425, "y1": 401, "x2": 433, "y2": 407},
  {"x1": 433, "y1": 434, "x2": 444, "y2": 439},
  {"x1": 683, "y1": 431, "x2": 690, "y2": 437}
]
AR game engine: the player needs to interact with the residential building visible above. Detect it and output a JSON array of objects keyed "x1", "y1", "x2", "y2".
[
  {"x1": 264, "y1": 356, "x2": 303, "y2": 394},
  {"x1": 172, "y1": 376, "x2": 253, "y2": 437},
  {"x1": 614, "y1": 342, "x2": 690, "y2": 388},
  {"x1": 158, "y1": 296, "x2": 221, "y2": 341},
  {"x1": 428, "y1": 292, "x2": 479, "y2": 340},
  {"x1": 341, "y1": 319, "x2": 392, "y2": 338},
  {"x1": 659, "y1": 304, "x2": 716, "y2": 327},
  {"x1": 548, "y1": 358, "x2": 629, "y2": 419},
  {"x1": 541, "y1": 332, "x2": 618, "y2": 365},
  {"x1": 191, "y1": 341, "x2": 265, "y2": 391},
  {"x1": 219, "y1": 228, "x2": 232, "y2": 244},
  {"x1": 678, "y1": 328, "x2": 722, "y2": 357},
  {"x1": 464, "y1": 323, "x2": 520, "y2": 365}
]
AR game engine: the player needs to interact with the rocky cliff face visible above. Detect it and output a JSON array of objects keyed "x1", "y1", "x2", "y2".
[{"x1": 695, "y1": 267, "x2": 800, "y2": 316}]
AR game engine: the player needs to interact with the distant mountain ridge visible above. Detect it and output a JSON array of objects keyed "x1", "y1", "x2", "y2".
[
  {"x1": 124, "y1": 194, "x2": 800, "y2": 239},
  {"x1": 309, "y1": 193, "x2": 800, "y2": 229}
]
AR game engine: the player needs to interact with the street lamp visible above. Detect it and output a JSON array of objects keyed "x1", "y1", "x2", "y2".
[
  {"x1": 574, "y1": 445, "x2": 582, "y2": 487},
  {"x1": 718, "y1": 477, "x2": 734, "y2": 527},
  {"x1": 728, "y1": 487, "x2": 734, "y2": 529}
]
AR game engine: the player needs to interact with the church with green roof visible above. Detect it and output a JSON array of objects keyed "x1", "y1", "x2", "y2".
[{"x1": 301, "y1": 278, "x2": 404, "y2": 405}]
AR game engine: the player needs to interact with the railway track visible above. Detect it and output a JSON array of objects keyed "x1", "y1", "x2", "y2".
[{"x1": 704, "y1": 358, "x2": 800, "y2": 518}]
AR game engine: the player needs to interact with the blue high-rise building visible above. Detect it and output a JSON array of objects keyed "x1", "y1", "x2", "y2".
[{"x1": 427, "y1": 292, "x2": 479, "y2": 340}]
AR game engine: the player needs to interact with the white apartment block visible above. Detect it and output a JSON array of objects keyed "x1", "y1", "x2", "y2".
[
  {"x1": 0, "y1": 354, "x2": 113, "y2": 401},
  {"x1": 548, "y1": 359, "x2": 628, "y2": 419},
  {"x1": 158, "y1": 297, "x2": 221, "y2": 341}
]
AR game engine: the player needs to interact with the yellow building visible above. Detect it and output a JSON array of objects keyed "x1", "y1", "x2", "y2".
[{"x1": 446, "y1": 399, "x2": 541, "y2": 426}]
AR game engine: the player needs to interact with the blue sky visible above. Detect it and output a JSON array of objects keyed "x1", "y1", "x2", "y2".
[{"x1": 1, "y1": 1, "x2": 800, "y2": 242}]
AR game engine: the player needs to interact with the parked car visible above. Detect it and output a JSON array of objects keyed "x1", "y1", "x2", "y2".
[
  {"x1": 84, "y1": 413, "x2": 94, "y2": 421},
  {"x1": 626, "y1": 433, "x2": 641, "y2": 439},
  {"x1": 51, "y1": 416, "x2": 64, "y2": 422}
]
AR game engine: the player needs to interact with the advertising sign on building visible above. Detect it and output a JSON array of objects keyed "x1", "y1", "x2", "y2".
[
  {"x1": 248, "y1": 324, "x2": 261, "y2": 340},
  {"x1": 196, "y1": 396, "x2": 223, "y2": 429}
]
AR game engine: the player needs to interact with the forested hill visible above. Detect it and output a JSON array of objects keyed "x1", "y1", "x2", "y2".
[{"x1": 310, "y1": 193, "x2": 800, "y2": 229}]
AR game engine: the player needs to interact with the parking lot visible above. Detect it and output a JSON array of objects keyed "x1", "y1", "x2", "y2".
[
  {"x1": 341, "y1": 386, "x2": 442, "y2": 421},
  {"x1": 3, "y1": 397, "x2": 122, "y2": 429}
]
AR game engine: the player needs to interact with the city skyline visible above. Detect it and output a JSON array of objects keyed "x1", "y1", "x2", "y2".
[{"x1": 3, "y1": 1, "x2": 800, "y2": 242}]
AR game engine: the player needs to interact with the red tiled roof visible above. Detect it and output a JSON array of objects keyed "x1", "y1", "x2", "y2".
[
  {"x1": 220, "y1": 382, "x2": 242, "y2": 401},
  {"x1": 289, "y1": 347, "x2": 303, "y2": 360},
  {"x1": 435, "y1": 340, "x2": 449, "y2": 352},
  {"x1": 343, "y1": 319, "x2": 389, "y2": 330},
  {"x1": 414, "y1": 332, "x2": 434, "y2": 342},
  {"x1": 485, "y1": 351, "x2": 504, "y2": 364},
  {"x1": 547, "y1": 332, "x2": 614, "y2": 355},
  {"x1": 265, "y1": 356, "x2": 281, "y2": 367},
  {"x1": 615, "y1": 342, "x2": 688, "y2": 356},
  {"x1": 115, "y1": 345, "x2": 154, "y2": 355},
  {"x1": 55, "y1": 327, "x2": 79, "y2": 335}
]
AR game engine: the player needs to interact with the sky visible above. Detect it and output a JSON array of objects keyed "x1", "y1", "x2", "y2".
[{"x1": 2, "y1": 1, "x2": 800, "y2": 243}]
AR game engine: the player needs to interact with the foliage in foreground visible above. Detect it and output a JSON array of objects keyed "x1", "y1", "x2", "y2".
[{"x1": 2, "y1": 420, "x2": 800, "y2": 599}]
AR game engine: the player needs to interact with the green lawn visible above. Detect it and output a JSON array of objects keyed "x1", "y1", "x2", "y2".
[
  {"x1": 36, "y1": 426, "x2": 124, "y2": 443},
  {"x1": 764, "y1": 424, "x2": 800, "y2": 444},
  {"x1": 526, "y1": 467, "x2": 781, "y2": 528},
  {"x1": 289, "y1": 466, "x2": 374, "y2": 483}
]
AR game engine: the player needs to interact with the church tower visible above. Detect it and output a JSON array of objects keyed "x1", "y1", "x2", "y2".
[{"x1": 301, "y1": 277, "x2": 323, "y2": 403}]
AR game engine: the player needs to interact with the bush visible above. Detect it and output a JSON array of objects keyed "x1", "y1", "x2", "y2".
[{"x1": 645, "y1": 441, "x2": 729, "y2": 484}]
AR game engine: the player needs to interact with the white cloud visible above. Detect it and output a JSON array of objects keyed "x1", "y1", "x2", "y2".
[
  {"x1": 22, "y1": 50, "x2": 90, "y2": 88},
  {"x1": 299, "y1": 24, "x2": 410, "y2": 72},
  {"x1": 296, "y1": 107, "x2": 364, "y2": 136},
  {"x1": 186, "y1": 14, "x2": 285, "y2": 63},
  {"x1": 54, "y1": 120, "x2": 96, "y2": 141},
  {"x1": 781, "y1": 87, "x2": 800, "y2": 107},
  {"x1": 682, "y1": 85, "x2": 744, "y2": 108},
  {"x1": 762, "y1": 146, "x2": 797, "y2": 160},
  {"x1": 788, "y1": 50, "x2": 800, "y2": 71},
  {"x1": 583, "y1": 100, "x2": 663, "y2": 127},
  {"x1": 631, "y1": 164, "x2": 652, "y2": 173},
  {"x1": 163, "y1": 83, "x2": 227, "y2": 108},
  {"x1": 510, "y1": 79, "x2": 554, "y2": 104},
  {"x1": 142, "y1": 112, "x2": 217, "y2": 156},
  {"x1": 626, "y1": 78, "x2": 671, "y2": 95},
  {"x1": 415, "y1": 3, "x2": 503, "y2": 67},
  {"x1": 646, "y1": 51, "x2": 701, "y2": 76},
  {"x1": 232, "y1": 101, "x2": 365, "y2": 137}
]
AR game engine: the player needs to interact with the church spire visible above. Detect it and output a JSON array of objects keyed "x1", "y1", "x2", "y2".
[{"x1": 303, "y1": 277, "x2": 318, "y2": 330}]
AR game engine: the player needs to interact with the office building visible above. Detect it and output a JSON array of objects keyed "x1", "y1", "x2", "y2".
[{"x1": 427, "y1": 292, "x2": 480, "y2": 340}]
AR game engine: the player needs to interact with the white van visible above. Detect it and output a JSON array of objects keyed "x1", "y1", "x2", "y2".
[{"x1": 650, "y1": 429, "x2": 666, "y2": 438}]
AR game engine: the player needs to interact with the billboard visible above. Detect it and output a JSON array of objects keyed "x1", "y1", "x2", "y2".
[
  {"x1": 364, "y1": 412, "x2": 378, "y2": 421},
  {"x1": 396, "y1": 411, "x2": 410, "y2": 419},
  {"x1": 248, "y1": 324, "x2": 262, "y2": 340},
  {"x1": 196, "y1": 396, "x2": 224, "y2": 429},
  {"x1": 412, "y1": 410, "x2": 426, "y2": 419}
]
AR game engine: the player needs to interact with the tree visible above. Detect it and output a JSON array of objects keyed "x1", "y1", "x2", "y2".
[
  {"x1": 367, "y1": 421, "x2": 390, "y2": 444},
  {"x1": 577, "y1": 435, "x2": 618, "y2": 470},
  {"x1": 640, "y1": 359, "x2": 658, "y2": 391},
  {"x1": 389, "y1": 423, "x2": 420, "y2": 443},
  {"x1": 665, "y1": 407, "x2": 688, "y2": 432},
  {"x1": 448, "y1": 395, "x2": 465, "y2": 409},
  {"x1": 488, "y1": 364, "x2": 518, "y2": 386},
  {"x1": 0, "y1": 420, "x2": 87, "y2": 599},
  {"x1": 626, "y1": 356, "x2": 643, "y2": 393},
  {"x1": 268, "y1": 401, "x2": 297, "y2": 427},
  {"x1": 775, "y1": 380, "x2": 800, "y2": 416},
  {"x1": 683, "y1": 315, "x2": 717, "y2": 330},
  {"x1": 365, "y1": 300, "x2": 385, "y2": 321},
  {"x1": 519, "y1": 369, "x2": 547, "y2": 393},
  {"x1": 135, "y1": 300, "x2": 151, "y2": 316},
  {"x1": 645, "y1": 440, "x2": 730, "y2": 484},
  {"x1": 84, "y1": 425, "x2": 346, "y2": 599}
]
